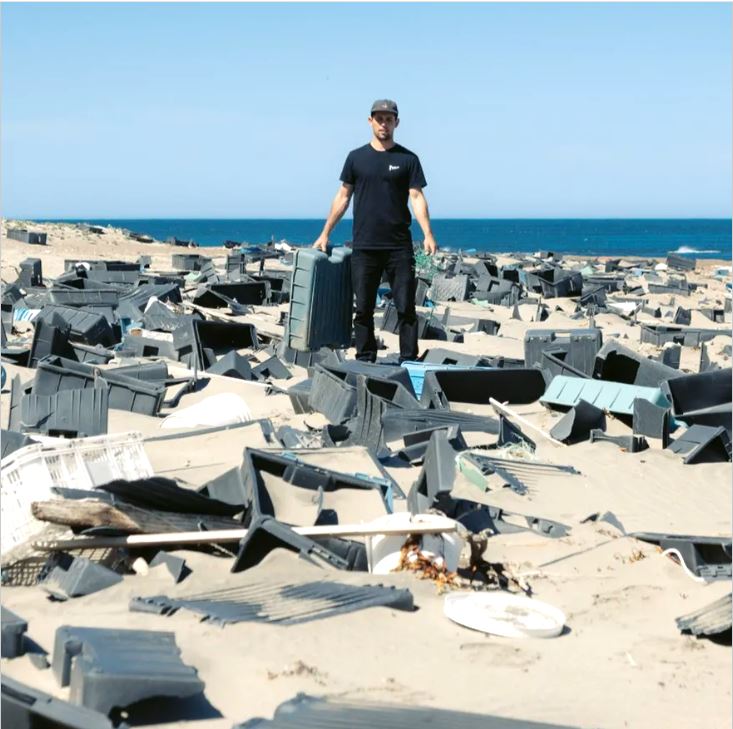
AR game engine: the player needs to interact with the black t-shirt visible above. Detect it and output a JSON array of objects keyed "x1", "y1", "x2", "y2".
[{"x1": 340, "y1": 143, "x2": 427, "y2": 250}]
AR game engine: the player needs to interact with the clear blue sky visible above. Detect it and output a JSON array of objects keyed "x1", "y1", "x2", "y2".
[{"x1": 2, "y1": 2, "x2": 731, "y2": 218}]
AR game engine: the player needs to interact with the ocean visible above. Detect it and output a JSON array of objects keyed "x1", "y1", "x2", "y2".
[{"x1": 40, "y1": 218, "x2": 731, "y2": 259}]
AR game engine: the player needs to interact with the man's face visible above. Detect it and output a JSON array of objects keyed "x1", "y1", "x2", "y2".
[{"x1": 369, "y1": 112, "x2": 399, "y2": 141}]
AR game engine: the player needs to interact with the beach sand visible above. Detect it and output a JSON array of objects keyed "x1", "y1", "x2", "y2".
[{"x1": 1, "y1": 219, "x2": 731, "y2": 728}]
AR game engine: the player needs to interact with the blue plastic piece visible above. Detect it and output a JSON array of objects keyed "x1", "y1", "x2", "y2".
[
  {"x1": 540, "y1": 375, "x2": 670, "y2": 416},
  {"x1": 286, "y1": 247, "x2": 352, "y2": 352},
  {"x1": 401, "y1": 361, "x2": 489, "y2": 398}
]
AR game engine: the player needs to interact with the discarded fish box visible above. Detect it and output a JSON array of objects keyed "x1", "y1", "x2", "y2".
[
  {"x1": 537, "y1": 268, "x2": 583, "y2": 298},
  {"x1": 171, "y1": 253, "x2": 208, "y2": 271},
  {"x1": 639, "y1": 324, "x2": 728, "y2": 347},
  {"x1": 6, "y1": 228, "x2": 47, "y2": 245},
  {"x1": 242, "y1": 448, "x2": 390, "y2": 526},
  {"x1": 48, "y1": 287, "x2": 119, "y2": 310},
  {"x1": 401, "y1": 361, "x2": 490, "y2": 398},
  {"x1": 52, "y1": 626, "x2": 205, "y2": 714},
  {"x1": 28, "y1": 315, "x2": 77, "y2": 367},
  {"x1": 19, "y1": 258, "x2": 43, "y2": 288},
  {"x1": 524, "y1": 328, "x2": 602, "y2": 376},
  {"x1": 321, "y1": 360, "x2": 415, "y2": 395},
  {"x1": 173, "y1": 319, "x2": 258, "y2": 370},
  {"x1": 85, "y1": 268, "x2": 140, "y2": 285},
  {"x1": 287, "y1": 247, "x2": 353, "y2": 352},
  {"x1": 666, "y1": 252, "x2": 697, "y2": 271},
  {"x1": 540, "y1": 375, "x2": 671, "y2": 417},
  {"x1": 661, "y1": 368, "x2": 732, "y2": 430},
  {"x1": 429, "y1": 274, "x2": 472, "y2": 302},
  {"x1": 421, "y1": 368, "x2": 546, "y2": 408},
  {"x1": 593, "y1": 341, "x2": 682, "y2": 388}
]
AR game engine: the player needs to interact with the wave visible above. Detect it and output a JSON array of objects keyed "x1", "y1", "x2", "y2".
[{"x1": 673, "y1": 246, "x2": 721, "y2": 254}]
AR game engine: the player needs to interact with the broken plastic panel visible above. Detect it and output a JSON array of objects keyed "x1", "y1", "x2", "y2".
[
  {"x1": 633, "y1": 398, "x2": 671, "y2": 447},
  {"x1": 251, "y1": 355, "x2": 292, "y2": 381},
  {"x1": 308, "y1": 365, "x2": 357, "y2": 424},
  {"x1": 407, "y1": 427, "x2": 468, "y2": 513},
  {"x1": 540, "y1": 375, "x2": 670, "y2": 417},
  {"x1": 589, "y1": 429, "x2": 648, "y2": 453},
  {"x1": 71, "y1": 342, "x2": 114, "y2": 364},
  {"x1": 666, "y1": 425, "x2": 732, "y2": 464},
  {"x1": 120, "y1": 282, "x2": 182, "y2": 312},
  {"x1": 458, "y1": 452, "x2": 580, "y2": 496},
  {"x1": 0, "y1": 429, "x2": 36, "y2": 459},
  {"x1": 286, "y1": 378, "x2": 314, "y2": 415},
  {"x1": 549, "y1": 400, "x2": 606, "y2": 444},
  {"x1": 433, "y1": 493, "x2": 570, "y2": 539},
  {"x1": 287, "y1": 247, "x2": 353, "y2": 352},
  {"x1": 149, "y1": 552, "x2": 192, "y2": 583},
  {"x1": 40, "y1": 554, "x2": 123, "y2": 600},
  {"x1": 130, "y1": 579, "x2": 413, "y2": 626},
  {"x1": 381, "y1": 408, "x2": 499, "y2": 443},
  {"x1": 497, "y1": 415, "x2": 537, "y2": 451},
  {"x1": 52, "y1": 625, "x2": 205, "y2": 714},
  {"x1": 676, "y1": 593, "x2": 732, "y2": 638},
  {"x1": 380, "y1": 301, "x2": 432, "y2": 338},
  {"x1": 21, "y1": 385, "x2": 109, "y2": 437},
  {"x1": 206, "y1": 350, "x2": 253, "y2": 380}
]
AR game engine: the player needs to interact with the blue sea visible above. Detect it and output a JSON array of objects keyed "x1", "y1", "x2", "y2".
[{"x1": 41, "y1": 218, "x2": 731, "y2": 259}]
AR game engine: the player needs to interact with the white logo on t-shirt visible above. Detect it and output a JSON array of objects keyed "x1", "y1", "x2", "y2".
[{"x1": 389, "y1": 165, "x2": 400, "y2": 171}]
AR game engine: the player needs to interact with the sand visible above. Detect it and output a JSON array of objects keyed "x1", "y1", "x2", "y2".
[{"x1": 1, "y1": 218, "x2": 731, "y2": 728}]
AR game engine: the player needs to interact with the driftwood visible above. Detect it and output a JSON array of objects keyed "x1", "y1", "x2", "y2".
[{"x1": 31, "y1": 498, "x2": 241, "y2": 535}]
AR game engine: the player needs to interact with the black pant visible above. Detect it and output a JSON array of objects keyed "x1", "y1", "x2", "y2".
[{"x1": 351, "y1": 247, "x2": 418, "y2": 363}]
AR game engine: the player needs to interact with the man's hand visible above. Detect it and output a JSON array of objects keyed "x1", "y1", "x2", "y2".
[
  {"x1": 423, "y1": 234, "x2": 438, "y2": 256},
  {"x1": 313, "y1": 234, "x2": 329, "y2": 253}
]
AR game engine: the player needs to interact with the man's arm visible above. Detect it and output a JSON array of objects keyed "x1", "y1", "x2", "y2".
[
  {"x1": 409, "y1": 187, "x2": 438, "y2": 255},
  {"x1": 313, "y1": 183, "x2": 353, "y2": 252}
]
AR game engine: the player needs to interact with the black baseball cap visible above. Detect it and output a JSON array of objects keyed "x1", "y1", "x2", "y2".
[{"x1": 370, "y1": 99, "x2": 399, "y2": 116}]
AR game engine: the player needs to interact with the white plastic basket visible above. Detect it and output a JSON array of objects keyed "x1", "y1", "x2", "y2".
[{"x1": 1, "y1": 431, "x2": 153, "y2": 556}]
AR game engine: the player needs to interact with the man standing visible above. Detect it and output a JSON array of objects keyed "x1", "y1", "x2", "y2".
[{"x1": 313, "y1": 99, "x2": 438, "y2": 363}]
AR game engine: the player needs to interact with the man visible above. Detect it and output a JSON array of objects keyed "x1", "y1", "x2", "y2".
[{"x1": 313, "y1": 99, "x2": 438, "y2": 363}]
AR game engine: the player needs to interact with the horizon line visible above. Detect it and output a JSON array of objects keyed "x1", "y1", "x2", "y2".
[{"x1": 10, "y1": 216, "x2": 733, "y2": 222}]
